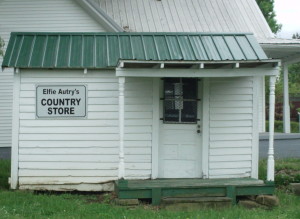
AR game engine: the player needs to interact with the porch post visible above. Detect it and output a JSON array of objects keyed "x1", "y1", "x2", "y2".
[
  {"x1": 118, "y1": 77, "x2": 125, "y2": 179},
  {"x1": 283, "y1": 63, "x2": 291, "y2": 133},
  {"x1": 267, "y1": 76, "x2": 276, "y2": 181}
]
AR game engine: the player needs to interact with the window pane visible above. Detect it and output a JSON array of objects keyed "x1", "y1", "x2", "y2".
[
  {"x1": 182, "y1": 78, "x2": 197, "y2": 99},
  {"x1": 164, "y1": 78, "x2": 180, "y2": 98},
  {"x1": 181, "y1": 101, "x2": 197, "y2": 123},
  {"x1": 164, "y1": 100, "x2": 179, "y2": 122}
]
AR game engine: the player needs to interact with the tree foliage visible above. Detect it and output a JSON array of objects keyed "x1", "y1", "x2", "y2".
[
  {"x1": 256, "y1": 0, "x2": 282, "y2": 34},
  {"x1": 292, "y1": 33, "x2": 300, "y2": 39},
  {"x1": 0, "y1": 36, "x2": 4, "y2": 57}
]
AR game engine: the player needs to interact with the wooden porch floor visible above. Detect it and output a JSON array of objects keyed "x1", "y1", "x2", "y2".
[{"x1": 115, "y1": 178, "x2": 275, "y2": 205}]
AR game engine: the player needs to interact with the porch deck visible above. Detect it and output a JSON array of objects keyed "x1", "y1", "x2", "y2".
[{"x1": 115, "y1": 178, "x2": 275, "y2": 205}]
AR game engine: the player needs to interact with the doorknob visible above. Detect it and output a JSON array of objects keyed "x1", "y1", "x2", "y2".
[{"x1": 197, "y1": 125, "x2": 201, "y2": 133}]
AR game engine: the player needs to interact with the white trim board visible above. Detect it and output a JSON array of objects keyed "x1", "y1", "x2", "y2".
[
  {"x1": 116, "y1": 68, "x2": 279, "y2": 78},
  {"x1": 11, "y1": 73, "x2": 20, "y2": 189},
  {"x1": 202, "y1": 78, "x2": 210, "y2": 179},
  {"x1": 252, "y1": 76, "x2": 259, "y2": 179},
  {"x1": 74, "y1": 0, "x2": 123, "y2": 32},
  {"x1": 151, "y1": 78, "x2": 160, "y2": 179}
]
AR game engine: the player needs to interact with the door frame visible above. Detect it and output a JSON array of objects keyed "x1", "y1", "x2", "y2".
[{"x1": 151, "y1": 77, "x2": 207, "y2": 179}]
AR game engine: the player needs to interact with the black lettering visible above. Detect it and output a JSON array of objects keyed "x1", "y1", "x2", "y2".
[
  {"x1": 58, "y1": 108, "x2": 64, "y2": 114},
  {"x1": 59, "y1": 99, "x2": 65, "y2": 106},
  {"x1": 48, "y1": 108, "x2": 52, "y2": 115},
  {"x1": 71, "y1": 99, "x2": 76, "y2": 105},
  {"x1": 53, "y1": 99, "x2": 59, "y2": 106},
  {"x1": 65, "y1": 108, "x2": 70, "y2": 114},
  {"x1": 70, "y1": 107, "x2": 74, "y2": 114},
  {"x1": 52, "y1": 107, "x2": 57, "y2": 114},
  {"x1": 65, "y1": 99, "x2": 70, "y2": 105},
  {"x1": 47, "y1": 99, "x2": 52, "y2": 106},
  {"x1": 41, "y1": 99, "x2": 47, "y2": 106}
]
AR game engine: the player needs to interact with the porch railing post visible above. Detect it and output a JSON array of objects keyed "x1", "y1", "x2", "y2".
[
  {"x1": 267, "y1": 76, "x2": 276, "y2": 181},
  {"x1": 118, "y1": 77, "x2": 125, "y2": 179},
  {"x1": 283, "y1": 63, "x2": 291, "y2": 133}
]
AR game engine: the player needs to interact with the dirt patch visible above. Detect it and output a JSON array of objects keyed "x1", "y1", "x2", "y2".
[
  {"x1": 276, "y1": 169, "x2": 300, "y2": 175},
  {"x1": 85, "y1": 192, "x2": 116, "y2": 204}
]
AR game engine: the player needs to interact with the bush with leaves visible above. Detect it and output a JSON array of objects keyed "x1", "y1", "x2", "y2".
[{"x1": 0, "y1": 36, "x2": 4, "y2": 57}]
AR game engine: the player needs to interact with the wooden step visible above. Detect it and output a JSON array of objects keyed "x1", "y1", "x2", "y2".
[{"x1": 161, "y1": 197, "x2": 232, "y2": 210}]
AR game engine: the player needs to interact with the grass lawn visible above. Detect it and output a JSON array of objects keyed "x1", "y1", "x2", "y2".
[{"x1": 0, "y1": 159, "x2": 300, "y2": 219}]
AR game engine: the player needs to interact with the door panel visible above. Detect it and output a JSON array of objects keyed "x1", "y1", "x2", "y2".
[{"x1": 159, "y1": 79, "x2": 202, "y2": 178}]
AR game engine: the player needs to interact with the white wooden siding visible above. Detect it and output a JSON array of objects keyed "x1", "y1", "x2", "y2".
[
  {"x1": 0, "y1": 55, "x2": 13, "y2": 148},
  {"x1": 0, "y1": 0, "x2": 107, "y2": 148},
  {"x1": 92, "y1": 0, "x2": 273, "y2": 40},
  {"x1": 124, "y1": 78, "x2": 153, "y2": 179},
  {"x1": 18, "y1": 70, "x2": 119, "y2": 190},
  {"x1": 208, "y1": 77, "x2": 256, "y2": 179},
  {"x1": 17, "y1": 71, "x2": 153, "y2": 190}
]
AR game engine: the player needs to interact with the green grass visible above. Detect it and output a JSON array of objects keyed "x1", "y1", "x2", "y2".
[
  {"x1": 1, "y1": 159, "x2": 300, "y2": 218},
  {"x1": 0, "y1": 190, "x2": 300, "y2": 219}
]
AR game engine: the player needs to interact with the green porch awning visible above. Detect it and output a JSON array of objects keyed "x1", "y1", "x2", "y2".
[{"x1": 2, "y1": 32, "x2": 269, "y2": 69}]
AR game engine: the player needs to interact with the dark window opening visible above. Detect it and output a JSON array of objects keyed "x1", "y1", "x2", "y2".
[{"x1": 163, "y1": 78, "x2": 198, "y2": 124}]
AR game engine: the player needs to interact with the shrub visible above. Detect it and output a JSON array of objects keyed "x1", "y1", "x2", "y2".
[
  {"x1": 266, "y1": 120, "x2": 299, "y2": 133},
  {"x1": 259, "y1": 159, "x2": 300, "y2": 187},
  {"x1": 0, "y1": 159, "x2": 10, "y2": 190}
]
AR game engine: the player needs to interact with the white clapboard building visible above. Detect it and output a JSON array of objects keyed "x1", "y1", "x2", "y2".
[
  {"x1": 2, "y1": 0, "x2": 300, "y2": 155},
  {"x1": 1, "y1": 0, "x2": 300, "y2": 204}
]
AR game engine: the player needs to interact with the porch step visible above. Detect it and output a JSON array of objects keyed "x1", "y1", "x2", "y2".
[{"x1": 161, "y1": 196, "x2": 232, "y2": 210}]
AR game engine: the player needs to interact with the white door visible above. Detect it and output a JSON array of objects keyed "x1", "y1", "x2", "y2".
[{"x1": 159, "y1": 78, "x2": 202, "y2": 178}]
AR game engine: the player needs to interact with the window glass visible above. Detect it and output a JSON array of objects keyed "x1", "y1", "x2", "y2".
[{"x1": 163, "y1": 78, "x2": 198, "y2": 123}]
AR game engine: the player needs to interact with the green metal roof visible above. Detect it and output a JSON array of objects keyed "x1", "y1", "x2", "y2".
[{"x1": 2, "y1": 32, "x2": 269, "y2": 69}]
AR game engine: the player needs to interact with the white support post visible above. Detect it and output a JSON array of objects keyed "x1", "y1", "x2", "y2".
[
  {"x1": 283, "y1": 63, "x2": 291, "y2": 133},
  {"x1": 151, "y1": 78, "x2": 160, "y2": 179},
  {"x1": 267, "y1": 76, "x2": 276, "y2": 181},
  {"x1": 11, "y1": 73, "x2": 21, "y2": 189},
  {"x1": 118, "y1": 77, "x2": 125, "y2": 179}
]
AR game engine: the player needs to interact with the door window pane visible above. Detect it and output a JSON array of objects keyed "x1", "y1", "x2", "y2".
[{"x1": 163, "y1": 78, "x2": 198, "y2": 123}]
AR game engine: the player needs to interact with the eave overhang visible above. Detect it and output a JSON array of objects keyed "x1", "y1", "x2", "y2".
[
  {"x1": 115, "y1": 60, "x2": 280, "y2": 78},
  {"x1": 260, "y1": 38, "x2": 300, "y2": 65},
  {"x1": 117, "y1": 59, "x2": 280, "y2": 69}
]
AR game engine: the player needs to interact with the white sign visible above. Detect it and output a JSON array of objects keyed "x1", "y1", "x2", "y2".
[{"x1": 36, "y1": 85, "x2": 87, "y2": 118}]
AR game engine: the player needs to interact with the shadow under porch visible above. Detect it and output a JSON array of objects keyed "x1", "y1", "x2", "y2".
[{"x1": 114, "y1": 178, "x2": 275, "y2": 206}]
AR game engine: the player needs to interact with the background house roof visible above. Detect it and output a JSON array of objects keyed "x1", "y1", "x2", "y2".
[
  {"x1": 2, "y1": 32, "x2": 270, "y2": 69},
  {"x1": 260, "y1": 38, "x2": 300, "y2": 64},
  {"x1": 88, "y1": 0, "x2": 273, "y2": 40},
  {"x1": 77, "y1": 0, "x2": 300, "y2": 63}
]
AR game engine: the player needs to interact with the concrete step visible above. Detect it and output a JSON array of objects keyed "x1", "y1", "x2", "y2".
[{"x1": 161, "y1": 197, "x2": 232, "y2": 210}]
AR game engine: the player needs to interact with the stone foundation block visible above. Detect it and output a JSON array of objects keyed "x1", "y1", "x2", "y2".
[
  {"x1": 256, "y1": 195, "x2": 279, "y2": 207},
  {"x1": 238, "y1": 200, "x2": 267, "y2": 209},
  {"x1": 290, "y1": 183, "x2": 300, "y2": 196},
  {"x1": 161, "y1": 197, "x2": 232, "y2": 211}
]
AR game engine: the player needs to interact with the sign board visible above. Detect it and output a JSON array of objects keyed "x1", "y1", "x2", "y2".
[{"x1": 36, "y1": 85, "x2": 87, "y2": 118}]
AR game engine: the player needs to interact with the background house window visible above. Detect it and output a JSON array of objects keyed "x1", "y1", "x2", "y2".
[{"x1": 163, "y1": 78, "x2": 198, "y2": 123}]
